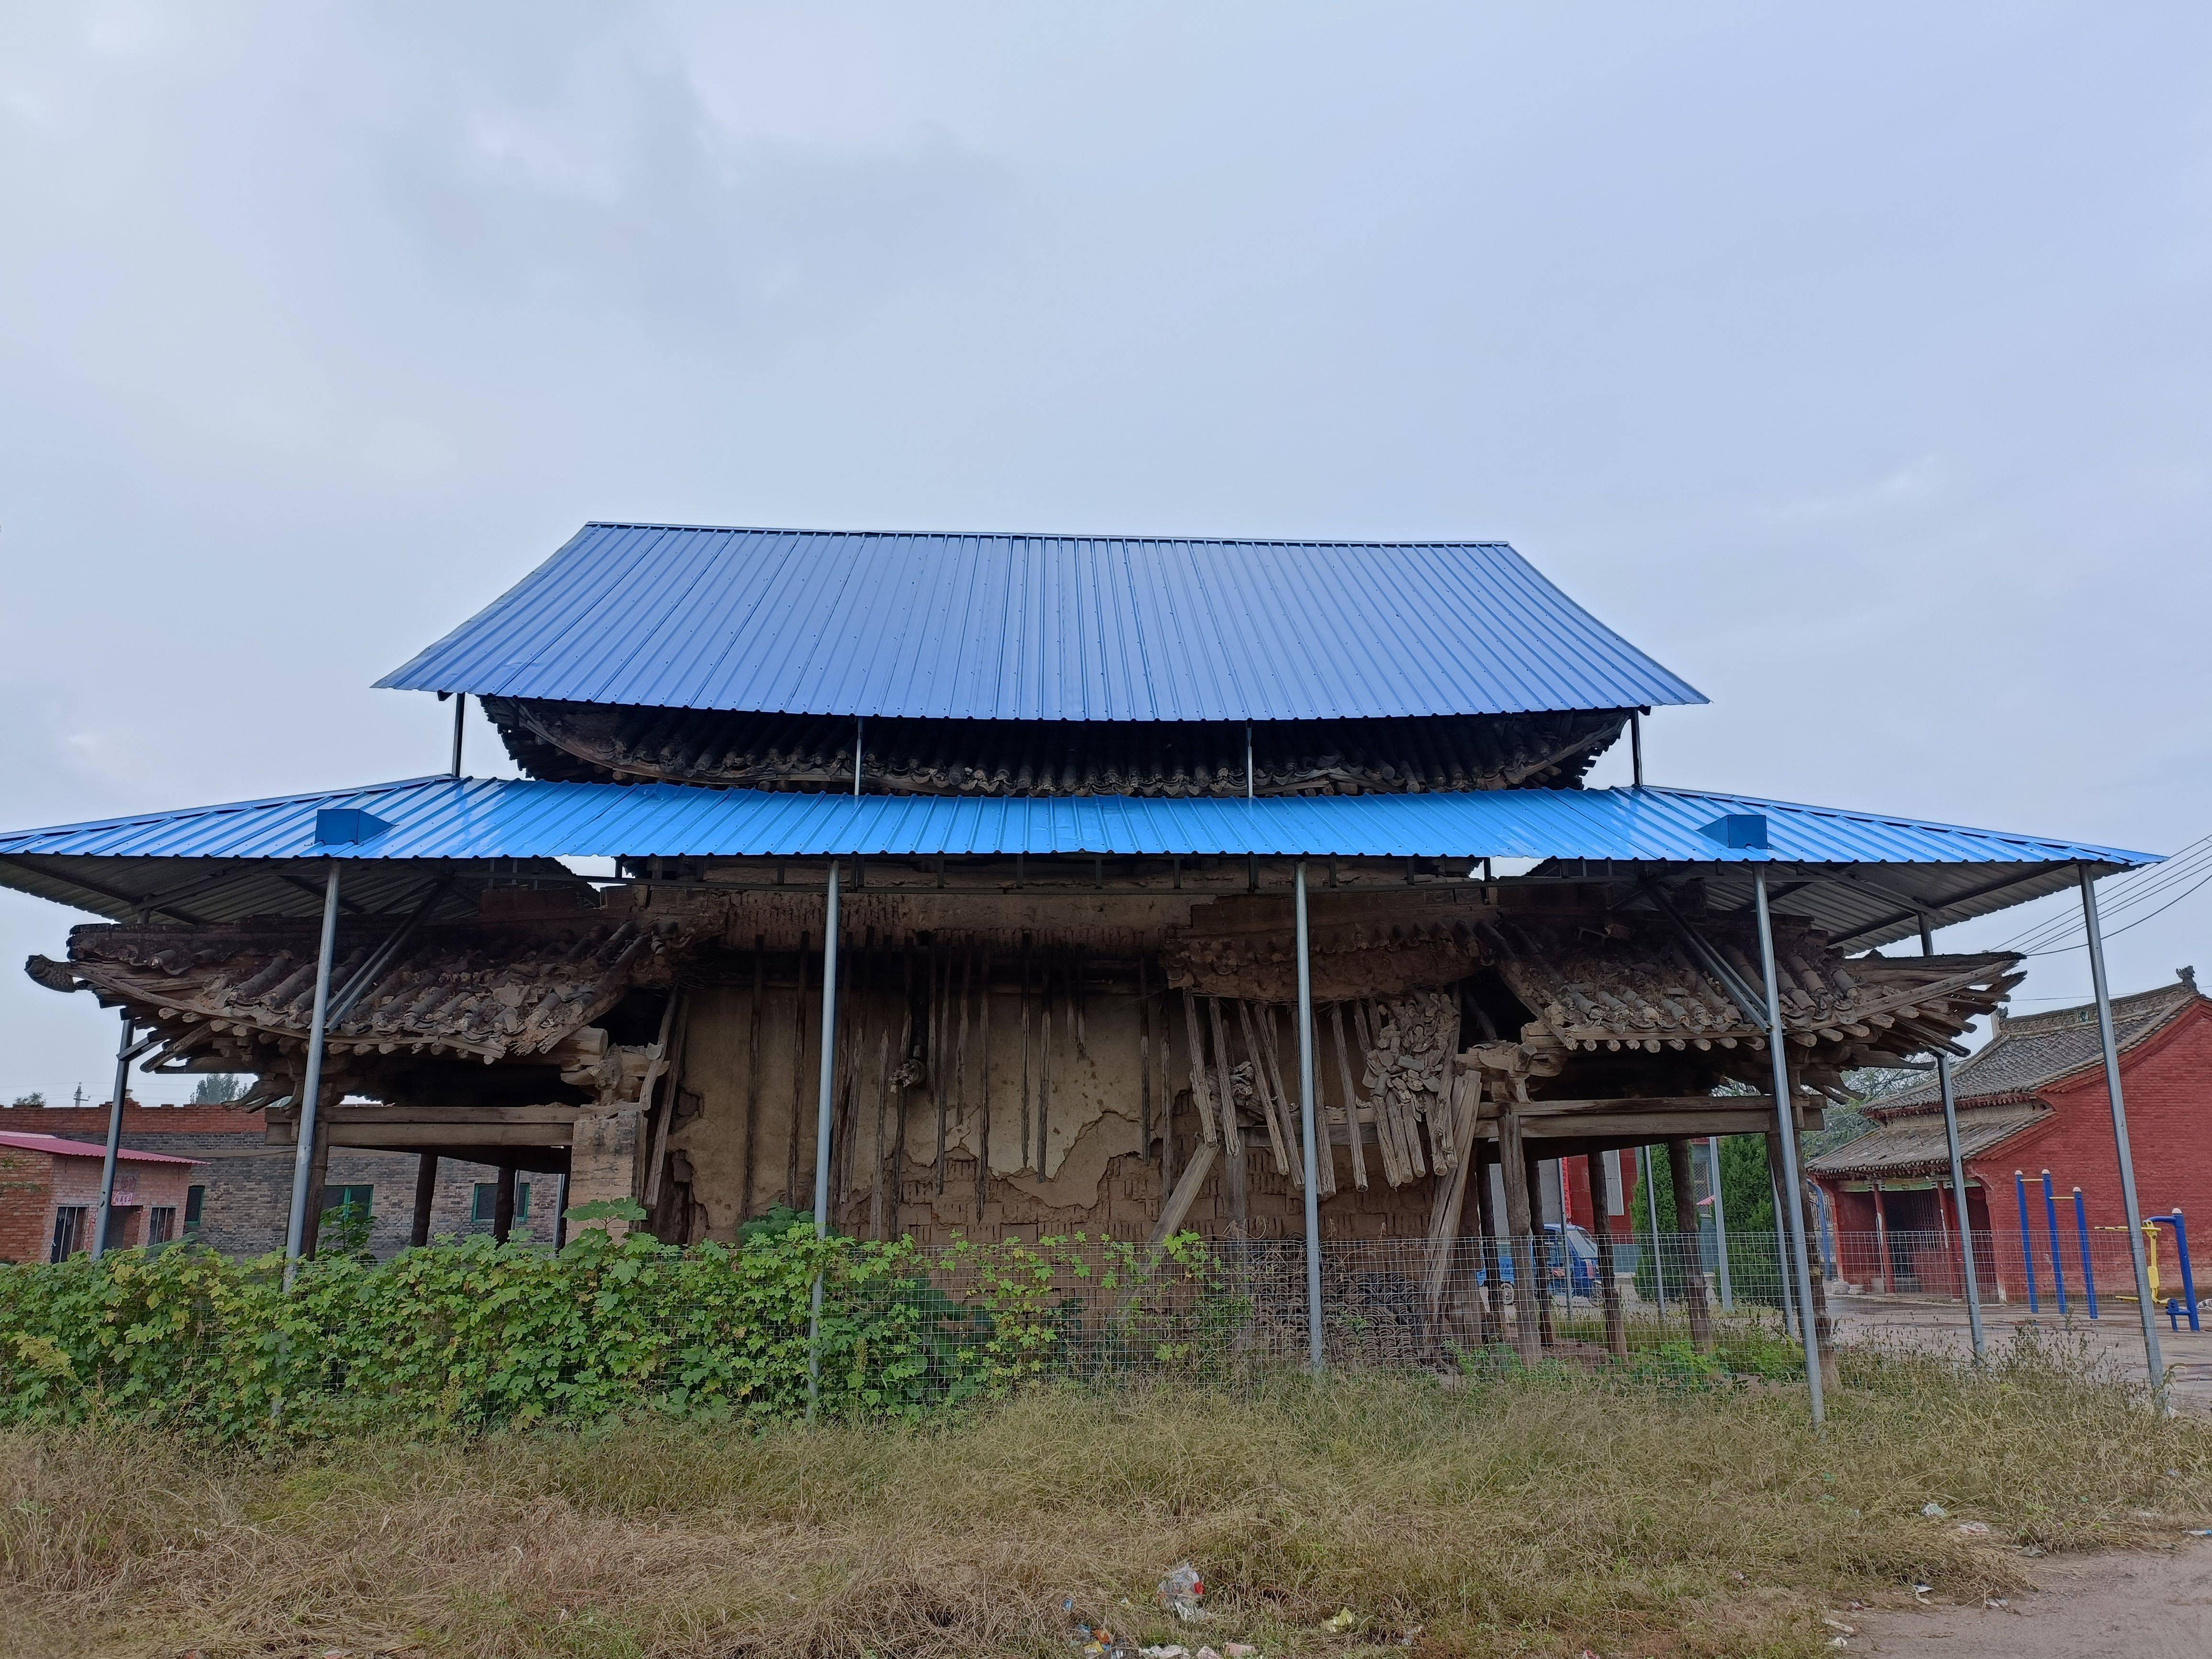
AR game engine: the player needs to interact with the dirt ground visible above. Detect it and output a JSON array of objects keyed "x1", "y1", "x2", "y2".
[{"x1": 1852, "y1": 1540, "x2": 2212, "y2": 1657}]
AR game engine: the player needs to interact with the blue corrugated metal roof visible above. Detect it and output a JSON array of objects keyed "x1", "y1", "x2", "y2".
[
  {"x1": 374, "y1": 524, "x2": 1708, "y2": 720},
  {"x1": 0, "y1": 775, "x2": 2152, "y2": 867}
]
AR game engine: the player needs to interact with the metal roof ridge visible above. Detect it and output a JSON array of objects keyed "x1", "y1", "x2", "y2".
[{"x1": 575, "y1": 520, "x2": 1525, "y2": 550}]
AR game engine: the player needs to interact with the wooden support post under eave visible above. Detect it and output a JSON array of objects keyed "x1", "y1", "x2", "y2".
[
  {"x1": 409, "y1": 1152, "x2": 438, "y2": 1249},
  {"x1": 1526, "y1": 1141, "x2": 1554, "y2": 1350},
  {"x1": 1665, "y1": 1136, "x2": 1714, "y2": 1352},
  {"x1": 1585, "y1": 1149, "x2": 1626, "y2": 1358},
  {"x1": 1473, "y1": 1144, "x2": 1504, "y2": 1349},
  {"x1": 492, "y1": 1164, "x2": 516, "y2": 1244},
  {"x1": 1498, "y1": 1108, "x2": 1541, "y2": 1362},
  {"x1": 299, "y1": 1084, "x2": 335, "y2": 1260}
]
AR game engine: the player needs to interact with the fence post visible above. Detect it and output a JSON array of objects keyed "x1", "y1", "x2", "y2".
[
  {"x1": 2015, "y1": 1172, "x2": 2039, "y2": 1313},
  {"x1": 1706, "y1": 1136, "x2": 1734, "y2": 1311}
]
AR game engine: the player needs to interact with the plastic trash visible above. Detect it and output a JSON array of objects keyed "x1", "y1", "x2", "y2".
[
  {"x1": 1920, "y1": 1502, "x2": 1947, "y2": 1518},
  {"x1": 1157, "y1": 1562, "x2": 1206, "y2": 1621},
  {"x1": 1321, "y1": 1609, "x2": 1357, "y2": 1633},
  {"x1": 1139, "y1": 1648, "x2": 1189, "y2": 1659},
  {"x1": 1956, "y1": 1520, "x2": 1991, "y2": 1537}
]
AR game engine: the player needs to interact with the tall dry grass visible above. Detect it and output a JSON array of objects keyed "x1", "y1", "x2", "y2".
[{"x1": 3, "y1": 1335, "x2": 2207, "y2": 1659}]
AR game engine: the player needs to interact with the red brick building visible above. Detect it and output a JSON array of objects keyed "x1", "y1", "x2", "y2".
[
  {"x1": 1809, "y1": 972, "x2": 2210, "y2": 1303},
  {"x1": 0, "y1": 1129, "x2": 201, "y2": 1263},
  {"x1": 0, "y1": 1100, "x2": 559, "y2": 1261}
]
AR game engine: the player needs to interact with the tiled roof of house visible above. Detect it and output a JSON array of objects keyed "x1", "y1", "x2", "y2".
[
  {"x1": 0, "y1": 1130, "x2": 201, "y2": 1164},
  {"x1": 1880, "y1": 977, "x2": 2199, "y2": 1112},
  {"x1": 1807, "y1": 1103, "x2": 2049, "y2": 1180}
]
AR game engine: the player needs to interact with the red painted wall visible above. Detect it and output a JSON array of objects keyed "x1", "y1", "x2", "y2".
[{"x1": 1813, "y1": 1001, "x2": 2212, "y2": 1304}]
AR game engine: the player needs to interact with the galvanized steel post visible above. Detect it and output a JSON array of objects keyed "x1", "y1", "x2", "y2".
[
  {"x1": 88, "y1": 1008, "x2": 134, "y2": 1261},
  {"x1": 2077, "y1": 864, "x2": 2166, "y2": 1409},
  {"x1": 1641, "y1": 1145, "x2": 1667, "y2": 1315},
  {"x1": 806, "y1": 860, "x2": 844, "y2": 1417},
  {"x1": 1294, "y1": 860, "x2": 1323, "y2": 1370},
  {"x1": 1706, "y1": 1136, "x2": 1733, "y2": 1311},
  {"x1": 449, "y1": 693, "x2": 466, "y2": 776},
  {"x1": 282, "y1": 863, "x2": 344, "y2": 1290},
  {"x1": 1918, "y1": 916, "x2": 1986, "y2": 1360},
  {"x1": 1754, "y1": 868, "x2": 1825, "y2": 1427}
]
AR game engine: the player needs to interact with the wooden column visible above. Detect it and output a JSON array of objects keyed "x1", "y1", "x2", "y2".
[
  {"x1": 409, "y1": 1152, "x2": 438, "y2": 1249},
  {"x1": 1473, "y1": 1146, "x2": 1504, "y2": 1348},
  {"x1": 1586, "y1": 1149, "x2": 1626, "y2": 1357},
  {"x1": 492, "y1": 1164, "x2": 517, "y2": 1244},
  {"x1": 1871, "y1": 1181, "x2": 1892, "y2": 1293},
  {"x1": 298, "y1": 1082, "x2": 336, "y2": 1258},
  {"x1": 1526, "y1": 1144, "x2": 1555, "y2": 1349},
  {"x1": 1665, "y1": 1137, "x2": 1714, "y2": 1351},
  {"x1": 1498, "y1": 1109, "x2": 1541, "y2": 1361}
]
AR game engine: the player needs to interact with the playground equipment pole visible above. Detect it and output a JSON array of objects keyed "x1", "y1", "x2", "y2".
[
  {"x1": 2015, "y1": 1172, "x2": 2039, "y2": 1313},
  {"x1": 2150, "y1": 1212, "x2": 2199, "y2": 1333},
  {"x1": 2072, "y1": 1189, "x2": 2099, "y2": 1319},
  {"x1": 2041, "y1": 1171, "x2": 2069, "y2": 1315}
]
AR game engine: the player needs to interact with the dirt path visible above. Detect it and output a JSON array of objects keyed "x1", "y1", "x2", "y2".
[{"x1": 1853, "y1": 1540, "x2": 2212, "y2": 1657}]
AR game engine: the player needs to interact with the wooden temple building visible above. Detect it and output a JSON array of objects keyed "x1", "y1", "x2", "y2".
[{"x1": 0, "y1": 525, "x2": 2152, "y2": 1369}]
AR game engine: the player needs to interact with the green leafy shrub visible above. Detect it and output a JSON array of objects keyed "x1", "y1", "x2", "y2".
[{"x1": 0, "y1": 1224, "x2": 1232, "y2": 1443}]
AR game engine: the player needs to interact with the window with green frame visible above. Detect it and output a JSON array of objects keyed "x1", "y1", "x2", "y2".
[
  {"x1": 470, "y1": 1181, "x2": 531, "y2": 1222},
  {"x1": 322, "y1": 1184, "x2": 373, "y2": 1219}
]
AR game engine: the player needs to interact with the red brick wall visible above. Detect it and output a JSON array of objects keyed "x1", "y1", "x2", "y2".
[
  {"x1": 0, "y1": 1146, "x2": 55, "y2": 1264},
  {"x1": 1964, "y1": 1003, "x2": 2212, "y2": 1301}
]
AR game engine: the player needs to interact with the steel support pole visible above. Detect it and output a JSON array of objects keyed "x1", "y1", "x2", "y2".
[
  {"x1": 1918, "y1": 916, "x2": 1986, "y2": 1359},
  {"x1": 281, "y1": 863, "x2": 343, "y2": 1290},
  {"x1": 806, "y1": 861, "x2": 844, "y2": 1417},
  {"x1": 449, "y1": 693, "x2": 466, "y2": 776},
  {"x1": 89, "y1": 1007, "x2": 134, "y2": 1260},
  {"x1": 1641, "y1": 1145, "x2": 1667, "y2": 1314},
  {"x1": 1294, "y1": 860, "x2": 1323, "y2": 1371},
  {"x1": 1707, "y1": 1136, "x2": 1734, "y2": 1311},
  {"x1": 2077, "y1": 865, "x2": 2166, "y2": 1408},
  {"x1": 1754, "y1": 869, "x2": 1825, "y2": 1427}
]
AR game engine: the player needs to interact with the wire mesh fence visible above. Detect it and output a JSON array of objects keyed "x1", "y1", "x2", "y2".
[
  {"x1": 887, "y1": 1230, "x2": 1814, "y2": 1398},
  {"x1": 882, "y1": 1222, "x2": 2208, "y2": 1402}
]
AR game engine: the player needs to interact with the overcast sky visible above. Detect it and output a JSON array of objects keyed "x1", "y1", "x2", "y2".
[{"x1": 3, "y1": 3, "x2": 2209, "y2": 1106}]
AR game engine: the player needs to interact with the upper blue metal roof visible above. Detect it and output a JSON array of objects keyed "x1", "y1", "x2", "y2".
[
  {"x1": 0, "y1": 774, "x2": 2150, "y2": 867},
  {"x1": 375, "y1": 523, "x2": 1708, "y2": 721}
]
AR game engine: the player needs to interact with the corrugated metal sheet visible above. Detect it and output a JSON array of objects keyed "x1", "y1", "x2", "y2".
[
  {"x1": 375, "y1": 524, "x2": 1708, "y2": 720},
  {"x1": 0, "y1": 775, "x2": 2153, "y2": 865}
]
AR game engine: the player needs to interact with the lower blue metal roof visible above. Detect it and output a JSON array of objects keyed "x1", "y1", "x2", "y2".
[{"x1": 0, "y1": 774, "x2": 2154, "y2": 867}]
